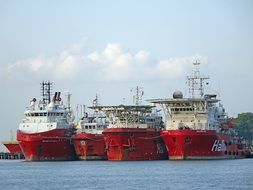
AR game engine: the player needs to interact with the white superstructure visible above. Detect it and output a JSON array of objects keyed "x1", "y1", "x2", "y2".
[
  {"x1": 18, "y1": 82, "x2": 74, "y2": 134},
  {"x1": 90, "y1": 105, "x2": 163, "y2": 129},
  {"x1": 75, "y1": 112, "x2": 108, "y2": 134},
  {"x1": 149, "y1": 62, "x2": 229, "y2": 132}
]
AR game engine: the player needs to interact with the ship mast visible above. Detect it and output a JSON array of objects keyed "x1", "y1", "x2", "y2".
[
  {"x1": 93, "y1": 94, "x2": 99, "y2": 107},
  {"x1": 187, "y1": 61, "x2": 209, "y2": 98},
  {"x1": 132, "y1": 86, "x2": 144, "y2": 105},
  {"x1": 64, "y1": 91, "x2": 72, "y2": 111},
  {"x1": 41, "y1": 81, "x2": 52, "y2": 103}
]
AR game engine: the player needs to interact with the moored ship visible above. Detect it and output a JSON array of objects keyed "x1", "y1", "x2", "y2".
[
  {"x1": 2, "y1": 130, "x2": 22, "y2": 155},
  {"x1": 2, "y1": 141, "x2": 22, "y2": 155},
  {"x1": 72, "y1": 103, "x2": 108, "y2": 160},
  {"x1": 149, "y1": 61, "x2": 249, "y2": 160},
  {"x1": 90, "y1": 88, "x2": 167, "y2": 161},
  {"x1": 17, "y1": 81, "x2": 76, "y2": 161}
]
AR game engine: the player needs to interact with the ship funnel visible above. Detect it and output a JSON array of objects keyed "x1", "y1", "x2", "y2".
[
  {"x1": 53, "y1": 92, "x2": 57, "y2": 102},
  {"x1": 57, "y1": 92, "x2": 61, "y2": 101}
]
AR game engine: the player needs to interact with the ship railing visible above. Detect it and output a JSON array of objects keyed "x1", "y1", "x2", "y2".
[{"x1": 108, "y1": 123, "x2": 148, "y2": 128}]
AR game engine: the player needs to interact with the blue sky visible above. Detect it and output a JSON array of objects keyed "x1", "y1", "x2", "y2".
[{"x1": 0, "y1": 0, "x2": 252, "y2": 148}]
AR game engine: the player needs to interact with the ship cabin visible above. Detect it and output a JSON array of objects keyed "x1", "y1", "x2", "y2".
[
  {"x1": 76, "y1": 114, "x2": 108, "y2": 134},
  {"x1": 148, "y1": 92, "x2": 228, "y2": 131},
  {"x1": 89, "y1": 105, "x2": 162, "y2": 129},
  {"x1": 19, "y1": 98, "x2": 71, "y2": 133}
]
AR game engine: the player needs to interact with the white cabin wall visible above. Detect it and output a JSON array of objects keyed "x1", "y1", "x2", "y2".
[{"x1": 165, "y1": 112, "x2": 208, "y2": 130}]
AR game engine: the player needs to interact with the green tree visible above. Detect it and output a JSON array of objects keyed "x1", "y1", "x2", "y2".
[{"x1": 234, "y1": 112, "x2": 253, "y2": 145}]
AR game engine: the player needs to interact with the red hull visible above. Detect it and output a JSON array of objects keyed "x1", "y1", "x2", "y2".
[
  {"x1": 2, "y1": 142, "x2": 22, "y2": 154},
  {"x1": 72, "y1": 133, "x2": 107, "y2": 160},
  {"x1": 103, "y1": 128, "x2": 167, "y2": 161},
  {"x1": 17, "y1": 129, "x2": 76, "y2": 161},
  {"x1": 161, "y1": 130, "x2": 249, "y2": 160}
]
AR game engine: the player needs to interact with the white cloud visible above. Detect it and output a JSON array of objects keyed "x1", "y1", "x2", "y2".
[
  {"x1": 5, "y1": 43, "x2": 84, "y2": 81},
  {"x1": 87, "y1": 43, "x2": 207, "y2": 81},
  {"x1": 6, "y1": 53, "x2": 80, "y2": 80},
  {"x1": 56, "y1": 51, "x2": 80, "y2": 79},
  {"x1": 87, "y1": 43, "x2": 151, "y2": 81},
  {"x1": 5, "y1": 39, "x2": 207, "y2": 82},
  {"x1": 150, "y1": 54, "x2": 207, "y2": 79},
  {"x1": 135, "y1": 50, "x2": 151, "y2": 62}
]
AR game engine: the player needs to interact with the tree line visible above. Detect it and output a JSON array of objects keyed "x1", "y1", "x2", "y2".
[{"x1": 234, "y1": 112, "x2": 253, "y2": 146}]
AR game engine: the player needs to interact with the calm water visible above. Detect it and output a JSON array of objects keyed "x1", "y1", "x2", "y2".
[{"x1": 0, "y1": 159, "x2": 252, "y2": 190}]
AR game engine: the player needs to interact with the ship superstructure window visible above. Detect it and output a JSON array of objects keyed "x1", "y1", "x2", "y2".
[
  {"x1": 46, "y1": 112, "x2": 63, "y2": 117},
  {"x1": 27, "y1": 112, "x2": 66, "y2": 117},
  {"x1": 171, "y1": 107, "x2": 193, "y2": 112},
  {"x1": 139, "y1": 118, "x2": 145, "y2": 124}
]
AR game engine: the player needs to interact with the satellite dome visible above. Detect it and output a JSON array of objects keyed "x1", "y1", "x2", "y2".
[{"x1": 173, "y1": 91, "x2": 183, "y2": 99}]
